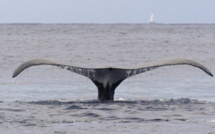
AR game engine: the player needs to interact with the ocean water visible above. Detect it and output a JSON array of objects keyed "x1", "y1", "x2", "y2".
[{"x1": 0, "y1": 24, "x2": 215, "y2": 133}]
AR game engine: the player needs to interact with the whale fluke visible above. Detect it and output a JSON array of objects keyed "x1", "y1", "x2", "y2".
[{"x1": 12, "y1": 58, "x2": 213, "y2": 101}]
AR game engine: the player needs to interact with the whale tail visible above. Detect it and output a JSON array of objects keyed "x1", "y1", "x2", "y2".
[{"x1": 12, "y1": 58, "x2": 213, "y2": 101}]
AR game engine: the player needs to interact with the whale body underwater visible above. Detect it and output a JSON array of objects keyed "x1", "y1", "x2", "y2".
[{"x1": 12, "y1": 58, "x2": 213, "y2": 101}]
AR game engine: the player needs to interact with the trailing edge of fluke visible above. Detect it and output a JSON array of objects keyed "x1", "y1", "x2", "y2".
[{"x1": 12, "y1": 58, "x2": 213, "y2": 101}]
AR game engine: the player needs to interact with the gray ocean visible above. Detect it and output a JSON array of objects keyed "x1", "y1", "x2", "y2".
[{"x1": 0, "y1": 24, "x2": 215, "y2": 134}]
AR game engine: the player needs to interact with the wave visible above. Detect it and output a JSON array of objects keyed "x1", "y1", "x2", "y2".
[{"x1": 22, "y1": 98, "x2": 211, "y2": 106}]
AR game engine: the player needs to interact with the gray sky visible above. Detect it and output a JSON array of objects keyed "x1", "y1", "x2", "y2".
[{"x1": 0, "y1": 0, "x2": 214, "y2": 24}]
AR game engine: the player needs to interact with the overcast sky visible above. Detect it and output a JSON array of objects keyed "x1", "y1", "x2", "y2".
[{"x1": 0, "y1": 0, "x2": 214, "y2": 24}]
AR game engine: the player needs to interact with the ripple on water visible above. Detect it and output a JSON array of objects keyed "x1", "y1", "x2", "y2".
[{"x1": 0, "y1": 98, "x2": 214, "y2": 127}]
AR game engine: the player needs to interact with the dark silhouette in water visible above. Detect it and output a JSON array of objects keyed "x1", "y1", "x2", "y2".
[{"x1": 12, "y1": 58, "x2": 213, "y2": 101}]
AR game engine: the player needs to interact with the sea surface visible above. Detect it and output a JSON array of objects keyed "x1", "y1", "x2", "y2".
[{"x1": 0, "y1": 24, "x2": 215, "y2": 133}]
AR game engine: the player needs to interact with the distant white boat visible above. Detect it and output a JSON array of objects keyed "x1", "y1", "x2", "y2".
[{"x1": 149, "y1": 13, "x2": 155, "y2": 24}]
